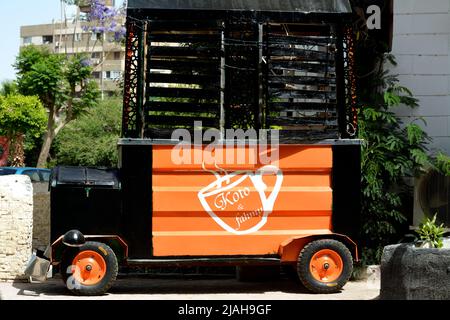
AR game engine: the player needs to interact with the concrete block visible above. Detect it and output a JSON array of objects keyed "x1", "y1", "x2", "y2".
[
  {"x1": 381, "y1": 244, "x2": 450, "y2": 300},
  {"x1": 394, "y1": 13, "x2": 450, "y2": 35},
  {"x1": 393, "y1": 34, "x2": 449, "y2": 55},
  {"x1": 395, "y1": 0, "x2": 450, "y2": 14},
  {"x1": 397, "y1": 75, "x2": 449, "y2": 96}
]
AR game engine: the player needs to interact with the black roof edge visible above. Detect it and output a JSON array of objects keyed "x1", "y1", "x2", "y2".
[{"x1": 127, "y1": 0, "x2": 353, "y2": 14}]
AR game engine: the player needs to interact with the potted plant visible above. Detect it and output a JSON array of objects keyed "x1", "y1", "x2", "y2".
[
  {"x1": 381, "y1": 213, "x2": 450, "y2": 300},
  {"x1": 415, "y1": 214, "x2": 445, "y2": 248}
]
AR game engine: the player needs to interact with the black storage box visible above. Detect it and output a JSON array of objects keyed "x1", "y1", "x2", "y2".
[{"x1": 50, "y1": 167, "x2": 122, "y2": 242}]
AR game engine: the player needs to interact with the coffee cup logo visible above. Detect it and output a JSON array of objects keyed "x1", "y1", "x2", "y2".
[{"x1": 198, "y1": 164, "x2": 283, "y2": 235}]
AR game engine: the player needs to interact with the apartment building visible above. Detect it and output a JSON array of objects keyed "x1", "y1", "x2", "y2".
[{"x1": 20, "y1": 16, "x2": 125, "y2": 98}]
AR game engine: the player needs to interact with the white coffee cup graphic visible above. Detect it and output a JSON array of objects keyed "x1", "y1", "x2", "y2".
[{"x1": 198, "y1": 165, "x2": 283, "y2": 235}]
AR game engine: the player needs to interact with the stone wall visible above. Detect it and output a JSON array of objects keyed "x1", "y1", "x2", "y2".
[
  {"x1": 381, "y1": 244, "x2": 450, "y2": 300},
  {"x1": 0, "y1": 176, "x2": 33, "y2": 281},
  {"x1": 32, "y1": 182, "x2": 50, "y2": 251}
]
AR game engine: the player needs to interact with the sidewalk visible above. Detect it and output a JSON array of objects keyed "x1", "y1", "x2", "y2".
[{"x1": 0, "y1": 276, "x2": 380, "y2": 300}]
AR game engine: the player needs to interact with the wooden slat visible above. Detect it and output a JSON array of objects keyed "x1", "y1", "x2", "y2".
[
  {"x1": 148, "y1": 20, "x2": 222, "y2": 31},
  {"x1": 149, "y1": 73, "x2": 219, "y2": 87},
  {"x1": 149, "y1": 33, "x2": 220, "y2": 44},
  {"x1": 268, "y1": 102, "x2": 337, "y2": 111},
  {"x1": 148, "y1": 87, "x2": 220, "y2": 99},
  {"x1": 147, "y1": 101, "x2": 219, "y2": 113},
  {"x1": 269, "y1": 61, "x2": 335, "y2": 74},
  {"x1": 267, "y1": 35, "x2": 334, "y2": 46},
  {"x1": 146, "y1": 115, "x2": 219, "y2": 127},
  {"x1": 269, "y1": 48, "x2": 334, "y2": 62},
  {"x1": 276, "y1": 130, "x2": 339, "y2": 143},
  {"x1": 149, "y1": 59, "x2": 219, "y2": 72},
  {"x1": 268, "y1": 75, "x2": 336, "y2": 86},
  {"x1": 267, "y1": 117, "x2": 337, "y2": 126},
  {"x1": 150, "y1": 46, "x2": 220, "y2": 57},
  {"x1": 146, "y1": 128, "x2": 218, "y2": 139},
  {"x1": 269, "y1": 88, "x2": 336, "y2": 100}
]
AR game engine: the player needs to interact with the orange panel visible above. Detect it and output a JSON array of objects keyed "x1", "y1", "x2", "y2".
[{"x1": 152, "y1": 145, "x2": 333, "y2": 257}]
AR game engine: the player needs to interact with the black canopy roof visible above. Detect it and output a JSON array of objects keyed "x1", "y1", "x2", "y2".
[{"x1": 127, "y1": 0, "x2": 352, "y2": 14}]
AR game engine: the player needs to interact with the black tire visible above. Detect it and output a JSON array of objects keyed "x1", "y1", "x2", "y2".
[
  {"x1": 60, "y1": 241, "x2": 118, "y2": 296},
  {"x1": 297, "y1": 239, "x2": 353, "y2": 294}
]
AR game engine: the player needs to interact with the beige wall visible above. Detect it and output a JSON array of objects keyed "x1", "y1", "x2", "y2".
[{"x1": 0, "y1": 176, "x2": 33, "y2": 281}]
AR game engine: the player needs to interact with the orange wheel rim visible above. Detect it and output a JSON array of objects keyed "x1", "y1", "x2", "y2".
[
  {"x1": 309, "y1": 249, "x2": 343, "y2": 283},
  {"x1": 71, "y1": 251, "x2": 106, "y2": 286}
]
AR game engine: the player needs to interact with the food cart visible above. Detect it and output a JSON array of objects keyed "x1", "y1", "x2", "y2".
[{"x1": 26, "y1": 0, "x2": 362, "y2": 296}]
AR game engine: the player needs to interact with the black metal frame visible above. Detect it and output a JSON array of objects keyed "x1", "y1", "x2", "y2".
[{"x1": 122, "y1": 8, "x2": 356, "y2": 142}]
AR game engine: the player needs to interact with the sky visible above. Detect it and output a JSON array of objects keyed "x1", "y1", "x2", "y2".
[
  {"x1": 0, "y1": 1, "x2": 63, "y2": 82},
  {"x1": 0, "y1": 1, "x2": 122, "y2": 83}
]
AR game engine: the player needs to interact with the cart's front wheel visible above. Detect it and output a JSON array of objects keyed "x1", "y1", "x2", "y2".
[
  {"x1": 297, "y1": 239, "x2": 353, "y2": 294},
  {"x1": 61, "y1": 241, "x2": 118, "y2": 296}
]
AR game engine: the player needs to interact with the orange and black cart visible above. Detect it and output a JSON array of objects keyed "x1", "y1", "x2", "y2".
[{"x1": 26, "y1": 0, "x2": 362, "y2": 296}]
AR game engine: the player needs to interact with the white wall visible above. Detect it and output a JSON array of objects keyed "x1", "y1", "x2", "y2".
[{"x1": 391, "y1": 0, "x2": 450, "y2": 154}]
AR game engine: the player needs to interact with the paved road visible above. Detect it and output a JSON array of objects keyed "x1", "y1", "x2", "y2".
[{"x1": 0, "y1": 275, "x2": 380, "y2": 300}]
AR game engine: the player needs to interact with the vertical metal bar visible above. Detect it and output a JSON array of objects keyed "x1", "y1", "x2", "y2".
[
  {"x1": 257, "y1": 22, "x2": 264, "y2": 131},
  {"x1": 219, "y1": 21, "x2": 226, "y2": 138},
  {"x1": 122, "y1": 18, "x2": 135, "y2": 138},
  {"x1": 334, "y1": 24, "x2": 347, "y2": 139},
  {"x1": 136, "y1": 21, "x2": 146, "y2": 138}
]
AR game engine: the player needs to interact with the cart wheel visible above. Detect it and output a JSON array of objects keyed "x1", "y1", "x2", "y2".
[
  {"x1": 61, "y1": 241, "x2": 118, "y2": 296},
  {"x1": 297, "y1": 239, "x2": 352, "y2": 294}
]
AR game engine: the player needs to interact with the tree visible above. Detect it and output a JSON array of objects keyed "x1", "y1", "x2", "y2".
[
  {"x1": 14, "y1": 46, "x2": 99, "y2": 168},
  {"x1": 0, "y1": 95, "x2": 47, "y2": 167},
  {"x1": 61, "y1": 0, "x2": 126, "y2": 99},
  {"x1": 53, "y1": 98, "x2": 121, "y2": 167},
  {"x1": 0, "y1": 80, "x2": 19, "y2": 96}
]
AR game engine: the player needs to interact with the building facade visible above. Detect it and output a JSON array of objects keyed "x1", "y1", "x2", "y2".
[
  {"x1": 391, "y1": 0, "x2": 450, "y2": 227},
  {"x1": 391, "y1": 0, "x2": 450, "y2": 155},
  {"x1": 20, "y1": 18, "x2": 124, "y2": 98}
]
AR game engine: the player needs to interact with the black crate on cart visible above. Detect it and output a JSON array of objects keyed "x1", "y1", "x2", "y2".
[{"x1": 50, "y1": 166, "x2": 122, "y2": 243}]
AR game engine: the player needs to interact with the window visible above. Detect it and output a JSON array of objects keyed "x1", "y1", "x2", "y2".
[
  {"x1": 92, "y1": 52, "x2": 101, "y2": 59},
  {"x1": 74, "y1": 33, "x2": 82, "y2": 42},
  {"x1": 39, "y1": 171, "x2": 51, "y2": 182},
  {"x1": 114, "y1": 52, "x2": 121, "y2": 60},
  {"x1": 103, "y1": 71, "x2": 121, "y2": 80},
  {"x1": 110, "y1": 71, "x2": 121, "y2": 80},
  {"x1": 92, "y1": 71, "x2": 101, "y2": 79},
  {"x1": 91, "y1": 33, "x2": 102, "y2": 41},
  {"x1": 22, "y1": 170, "x2": 41, "y2": 182},
  {"x1": 0, "y1": 169, "x2": 16, "y2": 176},
  {"x1": 43, "y1": 35, "x2": 53, "y2": 44},
  {"x1": 23, "y1": 37, "x2": 32, "y2": 45}
]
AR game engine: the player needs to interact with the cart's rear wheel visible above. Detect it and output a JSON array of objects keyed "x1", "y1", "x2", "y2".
[
  {"x1": 61, "y1": 241, "x2": 118, "y2": 296},
  {"x1": 297, "y1": 239, "x2": 352, "y2": 294}
]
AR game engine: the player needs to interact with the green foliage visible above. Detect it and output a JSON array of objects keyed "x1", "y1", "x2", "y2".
[
  {"x1": 358, "y1": 54, "x2": 431, "y2": 264},
  {"x1": 52, "y1": 99, "x2": 121, "y2": 167},
  {"x1": 0, "y1": 95, "x2": 47, "y2": 138},
  {"x1": 435, "y1": 152, "x2": 450, "y2": 176},
  {"x1": 14, "y1": 45, "x2": 99, "y2": 167},
  {"x1": 0, "y1": 80, "x2": 19, "y2": 96},
  {"x1": 416, "y1": 214, "x2": 445, "y2": 249}
]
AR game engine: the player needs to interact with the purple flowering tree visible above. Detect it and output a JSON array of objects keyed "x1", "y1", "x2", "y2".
[
  {"x1": 82, "y1": 0, "x2": 126, "y2": 42},
  {"x1": 62, "y1": 0, "x2": 126, "y2": 99}
]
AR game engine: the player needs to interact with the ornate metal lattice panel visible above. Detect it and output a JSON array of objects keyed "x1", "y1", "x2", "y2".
[
  {"x1": 343, "y1": 26, "x2": 357, "y2": 137},
  {"x1": 144, "y1": 19, "x2": 222, "y2": 139},
  {"x1": 266, "y1": 23, "x2": 339, "y2": 142},
  {"x1": 122, "y1": 19, "x2": 145, "y2": 138}
]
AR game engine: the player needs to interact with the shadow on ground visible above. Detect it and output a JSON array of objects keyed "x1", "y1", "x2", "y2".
[{"x1": 11, "y1": 273, "x2": 329, "y2": 298}]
